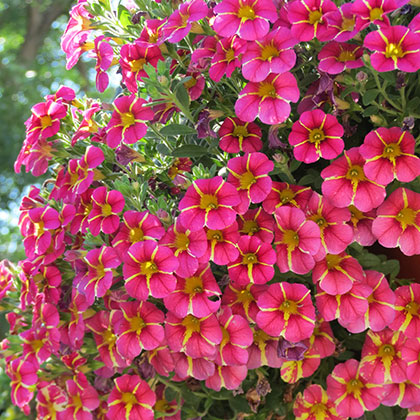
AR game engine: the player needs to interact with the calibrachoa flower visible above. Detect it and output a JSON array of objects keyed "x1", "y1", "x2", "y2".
[
  {"x1": 402, "y1": 337, "x2": 420, "y2": 384},
  {"x1": 171, "y1": 351, "x2": 215, "y2": 380},
  {"x1": 88, "y1": 186, "x2": 125, "y2": 236},
  {"x1": 327, "y1": 359, "x2": 384, "y2": 418},
  {"x1": 162, "y1": 0, "x2": 208, "y2": 43},
  {"x1": 372, "y1": 187, "x2": 420, "y2": 256},
  {"x1": 256, "y1": 282, "x2": 316, "y2": 342},
  {"x1": 321, "y1": 147, "x2": 386, "y2": 212},
  {"x1": 324, "y1": 3, "x2": 359, "y2": 42},
  {"x1": 0, "y1": 260, "x2": 13, "y2": 301},
  {"x1": 205, "y1": 365, "x2": 248, "y2": 391},
  {"x1": 93, "y1": 35, "x2": 114, "y2": 93},
  {"x1": 106, "y1": 94, "x2": 154, "y2": 149},
  {"x1": 212, "y1": 0, "x2": 278, "y2": 41},
  {"x1": 241, "y1": 27, "x2": 297, "y2": 82},
  {"x1": 359, "y1": 127, "x2": 420, "y2": 185},
  {"x1": 274, "y1": 206, "x2": 321, "y2": 274},
  {"x1": 237, "y1": 207, "x2": 274, "y2": 244},
  {"x1": 288, "y1": 109, "x2": 344, "y2": 163},
  {"x1": 154, "y1": 384, "x2": 180, "y2": 420},
  {"x1": 294, "y1": 384, "x2": 345, "y2": 420},
  {"x1": 348, "y1": 205, "x2": 376, "y2": 246},
  {"x1": 227, "y1": 152, "x2": 273, "y2": 214},
  {"x1": 36, "y1": 382, "x2": 67, "y2": 420},
  {"x1": 178, "y1": 176, "x2": 240, "y2": 232},
  {"x1": 359, "y1": 328, "x2": 407, "y2": 384},
  {"x1": 112, "y1": 300, "x2": 164, "y2": 360},
  {"x1": 218, "y1": 117, "x2": 263, "y2": 153},
  {"x1": 381, "y1": 381, "x2": 420, "y2": 409},
  {"x1": 287, "y1": 0, "x2": 338, "y2": 42},
  {"x1": 204, "y1": 222, "x2": 240, "y2": 265},
  {"x1": 123, "y1": 240, "x2": 178, "y2": 300},
  {"x1": 235, "y1": 73, "x2": 300, "y2": 125},
  {"x1": 107, "y1": 374, "x2": 156, "y2": 420},
  {"x1": 227, "y1": 236, "x2": 275, "y2": 285},
  {"x1": 163, "y1": 264, "x2": 221, "y2": 318},
  {"x1": 390, "y1": 284, "x2": 420, "y2": 338},
  {"x1": 247, "y1": 327, "x2": 283, "y2": 368},
  {"x1": 364, "y1": 25, "x2": 420, "y2": 73},
  {"x1": 318, "y1": 42, "x2": 364, "y2": 75}
]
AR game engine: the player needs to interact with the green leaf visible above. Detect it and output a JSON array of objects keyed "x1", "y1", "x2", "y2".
[
  {"x1": 118, "y1": 5, "x2": 132, "y2": 28},
  {"x1": 160, "y1": 124, "x2": 197, "y2": 136},
  {"x1": 172, "y1": 145, "x2": 208, "y2": 157},
  {"x1": 363, "y1": 105, "x2": 379, "y2": 116},
  {"x1": 362, "y1": 89, "x2": 379, "y2": 106},
  {"x1": 165, "y1": 387, "x2": 178, "y2": 402},
  {"x1": 408, "y1": 96, "x2": 420, "y2": 111},
  {"x1": 174, "y1": 83, "x2": 190, "y2": 109},
  {"x1": 380, "y1": 71, "x2": 396, "y2": 84}
]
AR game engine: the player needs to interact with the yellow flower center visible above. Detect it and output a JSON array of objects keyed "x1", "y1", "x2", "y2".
[
  {"x1": 238, "y1": 5, "x2": 256, "y2": 20},
  {"x1": 239, "y1": 171, "x2": 257, "y2": 189},
  {"x1": 279, "y1": 188, "x2": 295, "y2": 204},
  {"x1": 155, "y1": 398, "x2": 171, "y2": 412},
  {"x1": 346, "y1": 378, "x2": 363, "y2": 398},
  {"x1": 405, "y1": 301, "x2": 420, "y2": 316},
  {"x1": 253, "y1": 328, "x2": 271, "y2": 345},
  {"x1": 349, "y1": 205, "x2": 364, "y2": 225},
  {"x1": 121, "y1": 112, "x2": 135, "y2": 127},
  {"x1": 184, "y1": 276, "x2": 204, "y2": 294},
  {"x1": 237, "y1": 287, "x2": 254, "y2": 304},
  {"x1": 369, "y1": 7, "x2": 383, "y2": 21},
  {"x1": 338, "y1": 50, "x2": 356, "y2": 62},
  {"x1": 261, "y1": 43, "x2": 280, "y2": 61},
  {"x1": 129, "y1": 227, "x2": 144, "y2": 243},
  {"x1": 258, "y1": 82, "x2": 277, "y2": 98},
  {"x1": 243, "y1": 253, "x2": 257, "y2": 264},
  {"x1": 31, "y1": 339, "x2": 44, "y2": 352},
  {"x1": 34, "y1": 221, "x2": 45, "y2": 236},
  {"x1": 175, "y1": 232, "x2": 190, "y2": 251},
  {"x1": 385, "y1": 43, "x2": 404, "y2": 59},
  {"x1": 40, "y1": 115, "x2": 53, "y2": 129},
  {"x1": 280, "y1": 299, "x2": 298, "y2": 315},
  {"x1": 225, "y1": 48, "x2": 236, "y2": 62},
  {"x1": 382, "y1": 143, "x2": 401, "y2": 160},
  {"x1": 182, "y1": 314, "x2": 201, "y2": 333},
  {"x1": 130, "y1": 58, "x2": 146, "y2": 73},
  {"x1": 102, "y1": 203, "x2": 113, "y2": 217},
  {"x1": 233, "y1": 125, "x2": 249, "y2": 138},
  {"x1": 326, "y1": 253, "x2": 343, "y2": 270},
  {"x1": 346, "y1": 165, "x2": 366, "y2": 182},
  {"x1": 308, "y1": 128, "x2": 325, "y2": 144},
  {"x1": 242, "y1": 219, "x2": 259, "y2": 235},
  {"x1": 221, "y1": 326, "x2": 230, "y2": 346},
  {"x1": 200, "y1": 194, "x2": 218, "y2": 210},
  {"x1": 310, "y1": 403, "x2": 327, "y2": 416},
  {"x1": 72, "y1": 394, "x2": 83, "y2": 408},
  {"x1": 282, "y1": 229, "x2": 300, "y2": 250},
  {"x1": 140, "y1": 260, "x2": 158, "y2": 277},
  {"x1": 121, "y1": 392, "x2": 138, "y2": 405},
  {"x1": 378, "y1": 343, "x2": 395, "y2": 358},
  {"x1": 308, "y1": 9, "x2": 322, "y2": 25},
  {"x1": 341, "y1": 16, "x2": 355, "y2": 31},
  {"x1": 129, "y1": 316, "x2": 145, "y2": 333},
  {"x1": 207, "y1": 229, "x2": 223, "y2": 241},
  {"x1": 396, "y1": 207, "x2": 417, "y2": 228},
  {"x1": 102, "y1": 329, "x2": 116, "y2": 345}
]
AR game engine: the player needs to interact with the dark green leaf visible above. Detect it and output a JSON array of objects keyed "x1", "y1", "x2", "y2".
[
  {"x1": 362, "y1": 89, "x2": 379, "y2": 106},
  {"x1": 172, "y1": 145, "x2": 209, "y2": 157},
  {"x1": 160, "y1": 124, "x2": 197, "y2": 136},
  {"x1": 363, "y1": 105, "x2": 379, "y2": 116},
  {"x1": 174, "y1": 83, "x2": 190, "y2": 109}
]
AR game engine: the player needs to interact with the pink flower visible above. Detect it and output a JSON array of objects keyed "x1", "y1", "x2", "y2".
[
  {"x1": 213, "y1": 0, "x2": 278, "y2": 41},
  {"x1": 88, "y1": 186, "x2": 125, "y2": 236},
  {"x1": 171, "y1": 351, "x2": 215, "y2": 380},
  {"x1": 93, "y1": 36, "x2": 113, "y2": 92},
  {"x1": 235, "y1": 73, "x2": 299, "y2": 125},
  {"x1": 204, "y1": 222, "x2": 240, "y2": 265},
  {"x1": 183, "y1": 70, "x2": 205, "y2": 101},
  {"x1": 288, "y1": 0, "x2": 338, "y2": 42},
  {"x1": 241, "y1": 27, "x2": 297, "y2": 82},
  {"x1": 107, "y1": 374, "x2": 156, "y2": 420},
  {"x1": 402, "y1": 337, "x2": 420, "y2": 384},
  {"x1": 112, "y1": 301, "x2": 164, "y2": 360},
  {"x1": 178, "y1": 176, "x2": 240, "y2": 232},
  {"x1": 205, "y1": 365, "x2": 248, "y2": 391},
  {"x1": 321, "y1": 147, "x2": 386, "y2": 212},
  {"x1": 106, "y1": 94, "x2": 154, "y2": 149},
  {"x1": 274, "y1": 206, "x2": 321, "y2": 275},
  {"x1": 162, "y1": 0, "x2": 208, "y2": 43},
  {"x1": 390, "y1": 284, "x2": 420, "y2": 338},
  {"x1": 123, "y1": 240, "x2": 178, "y2": 300},
  {"x1": 372, "y1": 187, "x2": 420, "y2": 256},
  {"x1": 228, "y1": 236, "x2": 275, "y2": 285},
  {"x1": 139, "y1": 18, "x2": 167, "y2": 46},
  {"x1": 382, "y1": 381, "x2": 420, "y2": 409},
  {"x1": 318, "y1": 42, "x2": 364, "y2": 75},
  {"x1": 247, "y1": 327, "x2": 283, "y2": 369},
  {"x1": 348, "y1": 205, "x2": 376, "y2": 247},
  {"x1": 289, "y1": 109, "x2": 344, "y2": 164},
  {"x1": 218, "y1": 117, "x2": 263, "y2": 153},
  {"x1": 237, "y1": 207, "x2": 274, "y2": 244},
  {"x1": 324, "y1": 3, "x2": 360, "y2": 42},
  {"x1": 227, "y1": 152, "x2": 273, "y2": 214},
  {"x1": 257, "y1": 282, "x2": 316, "y2": 342},
  {"x1": 360, "y1": 127, "x2": 420, "y2": 185},
  {"x1": 364, "y1": 25, "x2": 420, "y2": 72}
]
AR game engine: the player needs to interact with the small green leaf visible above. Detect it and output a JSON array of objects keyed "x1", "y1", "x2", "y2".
[
  {"x1": 164, "y1": 387, "x2": 178, "y2": 402},
  {"x1": 118, "y1": 5, "x2": 132, "y2": 28},
  {"x1": 362, "y1": 89, "x2": 379, "y2": 106},
  {"x1": 160, "y1": 124, "x2": 197, "y2": 136},
  {"x1": 380, "y1": 72, "x2": 396, "y2": 84},
  {"x1": 174, "y1": 83, "x2": 190, "y2": 109},
  {"x1": 172, "y1": 145, "x2": 208, "y2": 157},
  {"x1": 363, "y1": 105, "x2": 379, "y2": 116}
]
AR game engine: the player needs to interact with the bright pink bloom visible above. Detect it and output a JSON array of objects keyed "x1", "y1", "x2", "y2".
[
  {"x1": 209, "y1": 36, "x2": 247, "y2": 82},
  {"x1": 204, "y1": 222, "x2": 240, "y2": 265},
  {"x1": 93, "y1": 36, "x2": 113, "y2": 92},
  {"x1": 274, "y1": 206, "x2": 321, "y2": 275},
  {"x1": 247, "y1": 327, "x2": 283, "y2": 369},
  {"x1": 310, "y1": 318, "x2": 336, "y2": 358},
  {"x1": 14, "y1": 138, "x2": 55, "y2": 177},
  {"x1": 0, "y1": 260, "x2": 13, "y2": 301},
  {"x1": 112, "y1": 301, "x2": 164, "y2": 360},
  {"x1": 324, "y1": 3, "x2": 360, "y2": 42},
  {"x1": 171, "y1": 351, "x2": 215, "y2": 380},
  {"x1": 36, "y1": 382, "x2": 67, "y2": 420},
  {"x1": 288, "y1": 0, "x2": 338, "y2": 42},
  {"x1": 20, "y1": 326, "x2": 59, "y2": 366},
  {"x1": 318, "y1": 42, "x2": 364, "y2": 74},
  {"x1": 360, "y1": 127, "x2": 420, "y2": 185},
  {"x1": 107, "y1": 374, "x2": 156, "y2": 420},
  {"x1": 321, "y1": 147, "x2": 386, "y2": 212},
  {"x1": 327, "y1": 359, "x2": 385, "y2": 418},
  {"x1": 364, "y1": 25, "x2": 420, "y2": 72},
  {"x1": 213, "y1": 0, "x2": 278, "y2": 41},
  {"x1": 402, "y1": 337, "x2": 420, "y2": 384},
  {"x1": 123, "y1": 240, "x2": 178, "y2": 300},
  {"x1": 159, "y1": 219, "x2": 207, "y2": 278},
  {"x1": 215, "y1": 307, "x2": 253, "y2": 366},
  {"x1": 106, "y1": 94, "x2": 154, "y2": 148},
  {"x1": 119, "y1": 41, "x2": 163, "y2": 93},
  {"x1": 222, "y1": 282, "x2": 267, "y2": 323},
  {"x1": 183, "y1": 70, "x2": 205, "y2": 101},
  {"x1": 178, "y1": 176, "x2": 240, "y2": 232},
  {"x1": 390, "y1": 284, "x2": 420, "y2": 338},
  {"x1": 235, "y1": 73, "x2": 299, "y2": 125},
  {"x1": 162, "y1": 0, "x2": 208, "y2": 43},
  {"x1": 112, "y1": 210, "x2": 165, "y2": 259},
  {"x1": 262, "y1": 181, "x2": 312, "y2": 214},
  {"x1": 228, "y1": 236, "x2": 275, "y2": 285},
  {"x1": 312, "y1": 252, "x2": 364, "y2": 295},
  {"x1": 88, "y1": 186, "x2": 125, "y2": 236},
  {"x1": 382, "y1": 381, "x2": 420, "y2": 409},
  {"x1": 241, "y1": 27, "x2": 297, "y2": 82},
  {"x1": 257, "y1": 282, "x2": 316, "y2": 342},
  {"x1": 305, "y1": 192, "x2": 353, "y2": 259},
  {"x1": 237, "y1": 207, "x2": 274, "y2": 244},
  {"x1": 205, "y1": 365, "x2": 248, "y2": 391},
  {"x1": 348, "y1": 205, "x2": 376, "y2": 246},
  {"x1": 218, "y1": 117, "x2": 262, "y2": 153},
  {"x1": 372, "y1": 187, "x2": 420, "y2": 256},
  {"x1": 227, "y1": 152, "x2": 273, "y2": 214},
  {"x1": 163, "y1": 264, "x2": 221, "y2": 318},
  {"x1": 154, "y1": 384, "x2": 181, "y2": 420},
  {"x1": 360, "y1": 328, "x2": 407, "y2": 384},
  {"x1": 288, "y1": 109, "x2": 344, "y2": 163},
  {"x1": 165, "y1": 312, "x2": 222, "y2": 359},
  {"x1": 294, "y1": 384, "x2": 345, "y2": 420},
  {"x1": 139, "y1": 18, "x2": 167, "y2": 46},
  {"x1": 70, "y1": 189, "x2": 94, "y2": 235}
]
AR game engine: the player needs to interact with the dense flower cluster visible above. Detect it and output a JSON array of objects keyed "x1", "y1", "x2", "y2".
[{"x1": 3, "y1": 0, "x2": 420, "y2": 418}]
